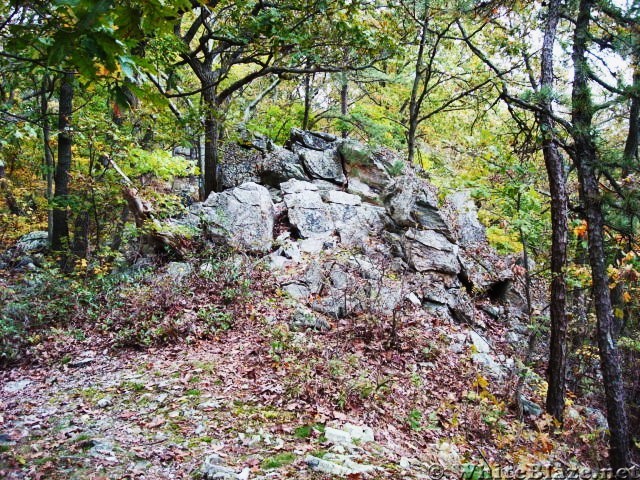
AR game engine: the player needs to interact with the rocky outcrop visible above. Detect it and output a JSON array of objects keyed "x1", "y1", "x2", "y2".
[{"x1": 169, "y1": 128, "x2": 525, "y2": 335}]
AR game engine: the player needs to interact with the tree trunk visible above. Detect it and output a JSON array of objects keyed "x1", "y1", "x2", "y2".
[
  {"x1": 540, "y1": 0, "x2": 569, "y2": 425},
  {"x1": 571, "y1": 0, "x2": 630, "y2": 471},
  {"x1": 407, "y1": 9, "x2": 429, "y2": 165},
  {"x1": 340, "y1": 73, "x2": 348, "y2": 138},
  {"x1": 0, "y1": 163, "x2": 22, "y2": 215},
  {"x1": 51, "y1": 71, "x2": 73, "y2": 253},
  {"x1": 202, "y1": 77, "x2": 220, "y2": 197},
  {"x1": 41, "y1": 75, "x2": 54, "y2": 243},
  {"x1": 623, "y1": 57, "x2": 639, "y2": 169},
  {"x1": 72, "y1": 211, "x2": 89, "y2": 259},
  {"x1": 303, "y1": 73, "x2": 312, "y2": 130}
]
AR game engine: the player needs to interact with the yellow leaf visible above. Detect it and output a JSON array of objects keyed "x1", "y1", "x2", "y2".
[
  {"x1": 474, "y1": 374, "x2": 489, "y2": 390},
  {"x1": 573, "y1": 221, "x2": 588, "y2": 238}
]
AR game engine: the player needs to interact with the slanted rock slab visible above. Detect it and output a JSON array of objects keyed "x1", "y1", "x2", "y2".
[{"x1": 403, "y1": 229, "x2": 460, "y2": 274}]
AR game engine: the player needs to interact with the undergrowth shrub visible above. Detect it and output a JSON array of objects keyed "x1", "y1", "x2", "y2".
[
  {"x1": 96, "y1": 248, "x2": 263, "y2": 348},
  {"x1": 0, "y1": 246, "x2": 270, "y2": 363}
]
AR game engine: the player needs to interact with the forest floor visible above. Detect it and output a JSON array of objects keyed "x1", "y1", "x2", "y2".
[{"x1": 0, "y1": 304, "x2": 608, "y2": 478}]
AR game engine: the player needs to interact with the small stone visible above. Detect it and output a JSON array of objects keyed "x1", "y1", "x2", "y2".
[
  {"x1": 306, "y1": 453, "x2": 377, "y2": 476},
  {"x1": 468, "y1": 331, "x2": 491, "y2": 354},
  {"x1": 342, "y1": 423, "x2": 374, "y2": 443},
  {"x1": 481, "y1": 304, "x2": 503, "y2": 319},
  {"x1": 3, "y1": 379, "x2": 32, "y2": 393},
  {"x1": 165, "y1": 262, "x2": 193, "y2": 282},
  {"x1": 69, "y1": 357, "x2": 94, "y2": 368},
  {"x1": 237, "y1": 468, "x2": 250, "y2": 480},
  {"x1": 406, "y1": 292, "x2": 422, "y2": 306},
  {"x1": 472, "y1": 353, "x2": 506, "y2": 379},
  {"x1": 324, "y1": 427, "x2": 353, "y2": 445},
  {"x1": 97, "y1": 397, "x2": 112, "y2": 408},
  {"x1": 519, "y1": 395, "x2": 543, "y2": 417},
  {"x1": 305, "y1": 455, "x2": 353, "y2": 476},
  {"x1": 437, "y1": 441, "x2": 460, "y2": 466},
  {"x1": 290, "y1": 309, "x2": 330, "y2": 332},
  {"x1": 283, "y1": 283, "x2": 310, "y2": 300},
  {"x1": 202, "y1": 454, "x2": 239, "y2": 480},
  {"x1": 155, "y1": 393, "x2": 169, "y2": 403},
  {"x1": 298, "y1": 237, "x2": 331, "y2": 253}
]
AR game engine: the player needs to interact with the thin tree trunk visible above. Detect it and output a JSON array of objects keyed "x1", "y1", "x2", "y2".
[
  {"x1": 0, "y1": 162, "x2": 22, "y2": 215},
  {"x1": 303, "y1": 73, "x2": 312, "y2": 130},
  {"x1": 110, "y1": 204, "x2": 129, "y2": 252},
  {"x1": 407, "y1": 8, "x2": 429, "y2": 165},
  {"x1": 571, "y1": 0, "x2": 630, "y2": 471},
  {"x1": 51, "y1": 71, "x2": 73, "y2": 254},
  {"x1": 202, "y1": 76, "x2": 219, "y2": 197},
  {"x1": 242, "y1": 77, "x2": 280, "y2": 125},
  {"x1": 540, "y1": 0, "x2": 569, "y2": 424},
  {"x1": 623, "y1": 57, "x2": 639, "y2": 170},
  {"x1": 41, "y1": 75, "x2": 54, "y2": 243},
  {"x1": 340, "y1": 72, "x2": 348, "y2": 139},
  {"x1": 72, "y1": 211, "x2": 89, "y2": 259}
]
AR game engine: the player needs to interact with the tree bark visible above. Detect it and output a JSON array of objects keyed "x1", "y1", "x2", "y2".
[
  {"x1": 72, "y1": 211, "x2": 89, "y2": 259},
  {"x1": 303, "y1": 72, "x2": 312, "y2": 130},
  {"x1": 407, "y1": 8, "x2": 429, "y2": 165},
  {"x1": 340, "y1": 73, "x2": 348, "y2": 138},
  {"x1": 623, "y1": 57, "x2": 639, "y2": 169},
  {"x1": 51, "y1": 71, "x2": 73, "y2": 253},
  {"x1": 571, "y1": 0, "x2": 630, "y2": 471},
  {"x1": 540, "y1": 0, "x2": 570, "y2": 425},
  {"x1": 202, "y1": 74, "x2": 220, "y2": 197},
  {"x1": 41, "y1": 75, "x2": 54, "y2": 243}
]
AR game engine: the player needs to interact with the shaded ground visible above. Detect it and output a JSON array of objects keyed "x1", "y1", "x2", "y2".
[{"x1": 0, "y1": 303, "x2": 606, "y2": 479}]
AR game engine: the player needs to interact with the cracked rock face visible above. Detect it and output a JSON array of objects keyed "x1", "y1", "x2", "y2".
[
  {"x1": 402, "y1": 229, "x2": 460, "y2": 274},
  {"x1": 281, "y1": 180, "x2": 334, "y2": 239},
  {"x1": 199, "y1": 182, "x2": 275, "y2": 253},
  {"x1": 385, "y1": 175, "x2": 451, "y2": 237},
  {"x1": 298, "y1": 147, "x2": 346, "y2": 184}
]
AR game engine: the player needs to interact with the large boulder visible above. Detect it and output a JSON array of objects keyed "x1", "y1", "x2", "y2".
[
  {"x1": 287, "y1": 128, "x2": 338, "y2": 151},
  {"x1": 258, "y1": 147, "x2": 310, "y2": 187},
  {"x1": 298, "y1": 147, "x2": 346, "y2": 185},
  {"x1": 15, "y1": 231, "x2": 48, "y2": 253},
  {"x1": 324, "y1": 191, "x2": 387, "y2": 245},
  {"x1": 385, "y1": 175, "x2": 452, "y2": 238},
  {"x1": 281, "y1": 180, "x2": 334, "y2": 239},
  {"x1": 198, "y1": 182, "x2": 274, "y2": 253},
  {"x1": 218, "y1": 143, "x2": 262, "y2": 190},
  {"x1": 402, "y1": 229, "x2": 460, "y2": 274},
  {"x1": 340, "y1": 141, "x2": 393, "y2": 194}
]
